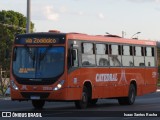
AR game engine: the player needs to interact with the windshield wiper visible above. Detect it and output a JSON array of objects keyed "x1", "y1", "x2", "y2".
[
  {"x1": 24, "y1": 45, "x2": 35, "y2": 60},
  {"x1": 24, "y1": 45, "x2": 35, "y2": 67},
  {"x1": 39, "y1": 45, "x2": 52, "y2": 61}
]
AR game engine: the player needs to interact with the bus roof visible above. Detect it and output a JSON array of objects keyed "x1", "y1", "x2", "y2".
[
  {"x1": 15, "y1": 32, "x2": 157, "y2": 46},
  {"x1": 67, "y1": 33, "x2": 157, "y2": 46}
]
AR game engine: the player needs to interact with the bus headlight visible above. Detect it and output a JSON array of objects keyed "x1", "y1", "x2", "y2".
[
  {"x1": 53, "y1": 80, "x2": 65, "y2": 91},
  {"x1": 11, "y1": 80, "x2": 19, "y2": 90}
]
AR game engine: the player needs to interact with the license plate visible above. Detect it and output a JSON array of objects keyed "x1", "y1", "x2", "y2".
[{"x1": 30, "y1": 96, "x2": 40, "y2": 100}]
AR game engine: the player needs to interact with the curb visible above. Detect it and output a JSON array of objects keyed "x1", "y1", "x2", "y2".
[{"x1": 0, "y1": 97, "x2": 11, "y2": 100}]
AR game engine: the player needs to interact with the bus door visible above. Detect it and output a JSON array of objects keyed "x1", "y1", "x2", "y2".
[{"x1": 67, "y1": 48, "x2": 80, "y2": 99}]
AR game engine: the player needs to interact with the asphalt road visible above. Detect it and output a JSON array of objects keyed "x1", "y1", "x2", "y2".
[{"x1": 0, "y1": 91, "x2": 160, "y2": 120}]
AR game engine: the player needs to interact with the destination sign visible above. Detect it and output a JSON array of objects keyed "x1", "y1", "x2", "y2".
[
  {"x1": 25, "y1": 38, "x2": 57, "y2": 44},
  {"x1": 14, "y1": 35, "x2": 66, "y2": 44}
]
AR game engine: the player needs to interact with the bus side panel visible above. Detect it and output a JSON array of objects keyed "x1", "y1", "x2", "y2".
[
  {"x1": 66, "y1": 67, "x2": 157, "y2": 100},
  {"x1": 126, "y1": 68, "x2": 144, "y2": 96},
  {"x1": 109, "y1": 68, "x2": 145, "y2": 97},
  {"x1": 143, "y1": 68, "x2": 158, "y2": 94},
  {"x1": 129, "y1": 68, "x2": 145, "y2": 96},
  {"x1": 67, "y1": 68, "x2": 110, "y2": 100},
  {"x1": 109, "y1": 68, "x2": 125, "y2": 98},
  {"x1": 67, "y1": 69, "x2": 82, "y2": 100},
  {"x1": 92, "y1": 68, "x2": 110, "y2": 99},
  {"x1": 79, "y1": 68, "x2": 107, "y2": 99},
  {"x1": 108, "y1": 68, "x2": 144, "y2": 98},
  {"x1": 67, "y1": 67, "x2": 146, "y2": 100},
  {"x1": 66, "y1": 65, "x2": 157, "y2": 100}
]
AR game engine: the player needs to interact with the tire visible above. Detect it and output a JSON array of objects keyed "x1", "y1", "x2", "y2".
[
  {"x1": 118, "y1": 84, "x2": 136, "y2": 105},
  {"x1": 89, "y1": 99, "x2": 98, "y2": 105},
  {"x1": 32, "y1": 100, "x2": 45, "y2": 109},
  {"x1": 75, "y1": 86, "x2": 88, "y2": 109}
]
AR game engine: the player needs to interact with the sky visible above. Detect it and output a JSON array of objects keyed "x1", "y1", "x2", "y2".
[{"x1": 0, "y1": 0, "x2": 160, "y2": 40}]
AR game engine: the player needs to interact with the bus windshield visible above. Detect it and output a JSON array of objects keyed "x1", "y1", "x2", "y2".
[{"x1": 13, "y1": 46, "x2": 64, "y2": 79}]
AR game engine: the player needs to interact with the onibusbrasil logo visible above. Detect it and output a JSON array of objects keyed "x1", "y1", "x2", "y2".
[{"x1": 1, "y1": 112, "x2": 42, "y2": 118}]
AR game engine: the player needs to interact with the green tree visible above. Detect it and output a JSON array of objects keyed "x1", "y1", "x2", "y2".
[{"x1": 0, "y1": 10, "x2": 34, "y2": 96}]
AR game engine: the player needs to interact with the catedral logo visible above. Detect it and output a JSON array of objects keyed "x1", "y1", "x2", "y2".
[{"x1": 96, "y1": 73, "x2": 118, "y2": 82}]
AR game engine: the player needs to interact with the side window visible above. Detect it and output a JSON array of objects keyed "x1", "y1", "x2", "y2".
[
  {"x1": 122, "y1": 46, "x2": 134, "y2": 66},
  {"x1": 68, "y1": 47, "x2": 79, "y2": 69},
  {"x1": 112, "y1": 45, "x2": 118, "y2": 55},
  {"x1": 124, "y1": 46, "x2": 130, "y2": 55},
  {"x1": 82, "y1": 43, "x2": 95, "y2": 66},
  {"x1": 109, "y1": 44, "x2": 121, "y2": 66},
  {"x1": 134, "y1": 46, "x2": 145, "y2": 67},
  {"x1": 72, "y1": 49, "x2": 78, "y2": 67},
  {"x1": 129, "y1": 46, "x2": 133, "y2": 56},
  {"x1": 83, "y1": 43, "x2": 94, "y2": 54},
  {"x1": 146, "y1": 47, "x2": 152, "y2": 56},
  {"x1": 96, "y1": 44, "x2": 106, "y2": 54},
  {"x1": 133, "y1": 46, "x2": 136, "y2": 56},
  {"x1": 135, "y1": 46, "x2": 141, "y2": 56},
  {"x1": 141, "y1": 47, "x2": 146, "y2": 56},
  {"x1": 152, "y1": 47, "x2": 155, "y2": 57},
  {"x1": 145, "y1": 47, "x2": 155, "y2": 67},
  {"x1": 118, "y1": 45, "x2": 123, "y2": 55},
  {"x1": 96, "y1": 44, "x2": 109, "y2": 66}
]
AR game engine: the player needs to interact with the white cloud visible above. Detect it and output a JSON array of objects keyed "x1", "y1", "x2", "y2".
[
  {"x1": 98, "y1": 13, "x2": 105, "y2": 19},
  {"x1": 59, "y1": 6, "x2": 68, "y2": 13},
  {"x1": 43, "y1": 6, "x2": 59, "y2": 21},
  {"x1": 78, "y1": 11, "x2": 84, "y2": 16},
  {"x1": 155, "y1": 0, "x2": 160, "y2": 3}
]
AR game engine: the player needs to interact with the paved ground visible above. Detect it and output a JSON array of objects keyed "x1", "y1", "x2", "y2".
[
  {"x1": 0, "y1": 88, "x2": 160, "y2": 120},
  {"x1": 1, "y1": 89, "x2": 160, "y2": 100}
]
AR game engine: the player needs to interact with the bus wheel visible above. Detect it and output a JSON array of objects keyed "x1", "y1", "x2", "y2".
[
  {"x1": 89, "y1": 99, "x2": 98, "y2": 105},
  {"x1": 118, "y1": 84, "x2": 136, "y2": 105},
  {"x1": 75, "y1": 86, "x2": 88, "y2": 109},
  {"x1": 32, "y1": 100, "x2": 45, "y2": 109}
]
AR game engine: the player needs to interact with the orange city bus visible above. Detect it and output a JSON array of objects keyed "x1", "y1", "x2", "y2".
[{"x1": 10, "y1": 31, "x2": 158, "y2": 109}]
